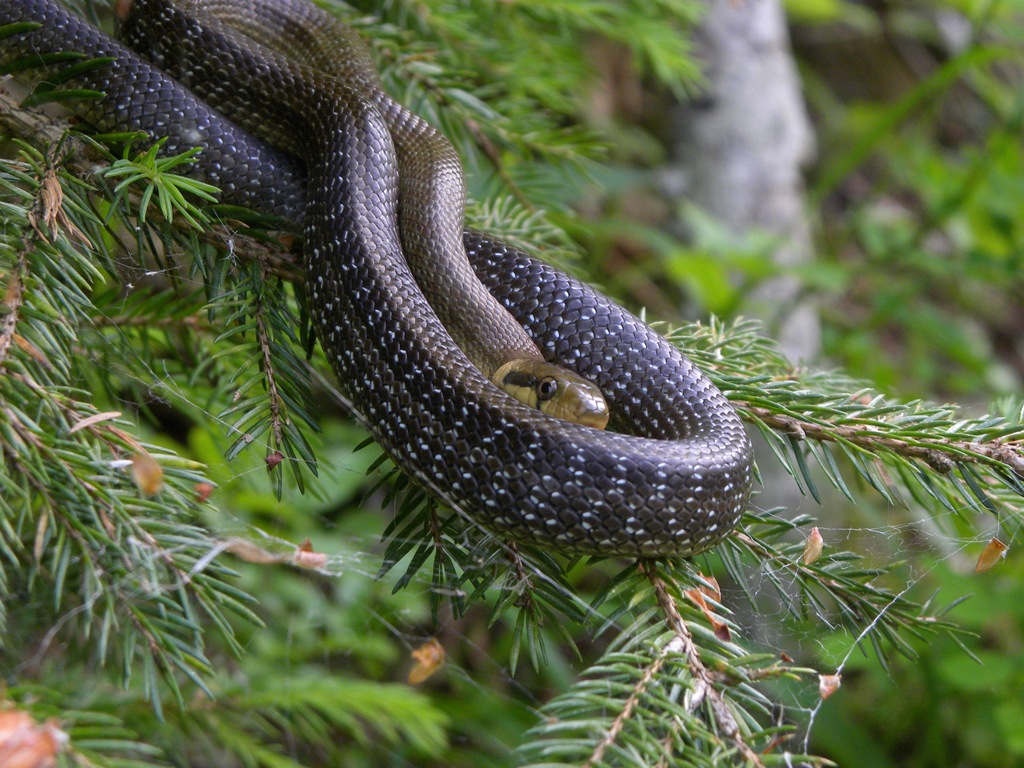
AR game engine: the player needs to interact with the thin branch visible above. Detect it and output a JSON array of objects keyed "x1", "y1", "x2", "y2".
[
  {"x1": 1, "y1": 148, "x2": 65, "y2": 370},
  {"x1": 0, "y1": 86, "x2": 69, "y2": 140},
  {"x1": 582, "y1": 610, "x2": 678, "y2": 768},
  {"x1": 644, "y1": 562, "x2": 765, "y2": 768},
  {"x1": 741, "y1": 402, "x2": 1024, "y2": 474},
  {"x1": 0, "y1": 240, "x2": 28, "y2": 370},
  {"x1": 252, "y1": 259, "x2": 287, "y2": 451},
  {"x1": 0, "y1": 94, "x2": 303, "y2": 282}
]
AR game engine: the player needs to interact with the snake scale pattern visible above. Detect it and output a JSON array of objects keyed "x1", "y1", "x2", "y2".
[{"x1": 1, "y1": 0, "x2": 754, "y2": 556}]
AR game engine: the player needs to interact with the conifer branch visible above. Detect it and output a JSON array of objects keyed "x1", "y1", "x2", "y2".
[
  {"x1": 643, "y1": 562, "x2": 763, "y2": 768},
  {"x1": 581, "y1": 617, "x2": 680, "y2": 768},
  {"x1": 741, "y1": 402, "x2": 1024, "y2": 475},
  {"x1": 0, "y1": 90, "x2": 304, "y2": 277},
  {"x1": 253, "y1": 259, "x2": 287, "y2": 452}
]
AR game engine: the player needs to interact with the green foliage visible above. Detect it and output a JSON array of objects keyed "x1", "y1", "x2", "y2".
[
  {"x1": 0, "y1": 138, "x2": 449, "y2": 765},
  {"x1": 102, "y1": 140, "x2": 219, "y2": 230},
  {"x1": 516, "y1": 561, "x2": 820, "y2": 767},
  {"x1": 358, "y1": 0, "x2": 704, "y2": 215},
  {"x1": 0, "y1": 143, "x2": 254, "y2": 712},
  {"x1": 810, "y1": 551, "x2": 1024, "y2": 768},
  {"x1": 211, "y1": 257, "x2": 320, "y2": 497},
  {"x1": 798, "y1": 0, "x2": 1024, "y2": 398}
]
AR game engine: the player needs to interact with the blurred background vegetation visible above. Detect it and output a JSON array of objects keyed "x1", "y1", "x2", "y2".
[
  {"x1": 584, "y1": 0, "x2": 1024, "y2": 764},
  {"x1": 2, "y1": 0, "x2": 1023, "y2": 766},
  {"x1": 575, "y1": 0, "x2": 1024, "y2": 762}
]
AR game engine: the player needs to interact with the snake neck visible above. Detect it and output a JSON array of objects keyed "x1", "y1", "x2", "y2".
[{"x1": 145, "y1": 0, "x2": 548, "y2": 382}]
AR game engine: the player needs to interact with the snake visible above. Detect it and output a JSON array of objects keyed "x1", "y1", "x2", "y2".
[
  {"x1": 0, "y1": 0, "x2": 754, "y2": 557},
  {"x1": 116, "y1": 0, "x2": 610, "y2": 430}
]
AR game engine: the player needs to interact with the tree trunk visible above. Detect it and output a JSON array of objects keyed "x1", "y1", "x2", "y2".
[{"x1": 668, "y1": 0, "x2": 819, "y2": 363}]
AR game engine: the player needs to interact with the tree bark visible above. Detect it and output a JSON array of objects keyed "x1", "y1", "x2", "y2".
[{"x1": 667, "y1": 0, "x2": 819, "y2": 363}]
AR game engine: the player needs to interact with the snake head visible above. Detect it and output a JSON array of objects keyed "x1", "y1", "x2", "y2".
[{"x1": 493, "y1": 360, "x2": 610, "y2": 430}]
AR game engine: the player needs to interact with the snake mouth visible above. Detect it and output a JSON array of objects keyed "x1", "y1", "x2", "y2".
[{"x1": 571, "y1": 405, "x2": 612, "y2": 431}]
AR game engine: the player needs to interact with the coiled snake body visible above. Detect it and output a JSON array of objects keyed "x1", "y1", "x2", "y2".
[{"x1": 1, "y1": 0, "x2": 754, "y2": 556}]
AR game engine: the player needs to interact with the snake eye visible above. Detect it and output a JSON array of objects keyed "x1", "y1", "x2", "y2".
[{"x1": 536, "y1": 376, "x2": 558, "y2": 401}]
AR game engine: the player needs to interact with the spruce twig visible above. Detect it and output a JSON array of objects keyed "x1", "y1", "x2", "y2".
[
  {"x1": 741, "y1": 402, "x2": 1024, "y2": 475},
  {"x1": 643, "y1": 562, "x2": 764, "y2": 768}
]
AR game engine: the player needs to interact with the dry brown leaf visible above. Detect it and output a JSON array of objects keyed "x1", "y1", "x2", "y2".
[
  {"x1": 193, "y1": 482, "x2": 215, "y2": 503},
  {"x1": 33, "y1": 511, "x2": 48, "y2": 563},
  {"x1": 37, "y1": 169, "x2": 89, "y2": 245},
  {"x1": 68, "y1": 411, "x2": 122, "y2": 435},
  {"x1": 408, "y1": 638, "x2": 445, "y2": 685},
  {"x1": 130, "y1": 451, "x2": 164, "y2": 495},
  {"x1": 38, "y1": 171, "x2": 62, "y2": 234},
  {"x1": 12, "y1": 335, "x2": 49, "y2": 367},
  {"x1": 801, "y1": 527, "x2": 824, "y2": 565},
  {"x1": 292, "y1": 539, "x2": 328, "y2": 569},
  {"x1": 223, "y1": 538, "x2": 283, "y2": 564},
  {"x1": 975, "y1": 538, "x2": 1009, "y2": 574},
  {"x1": 696, "y1": 573, "x2": 721, "y2": 603},
  {"x1": 0, "y1": 710, "x2": 66, "y2": 768},
  {"x1": 684, "y1": 584, "x2": 731, "y2": 641},
  {"x1": 818, "y1": 673, "x2": 841, "y2": 700}
]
